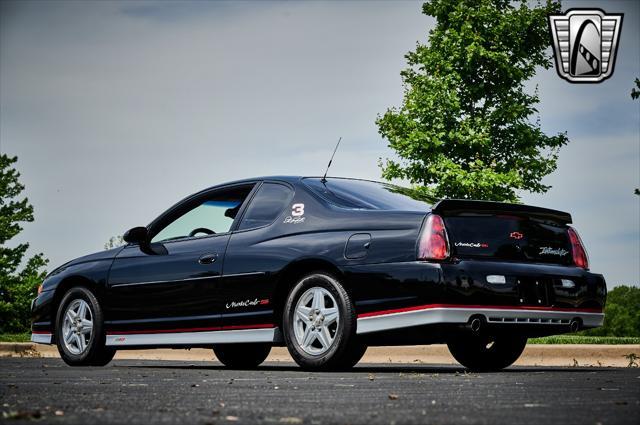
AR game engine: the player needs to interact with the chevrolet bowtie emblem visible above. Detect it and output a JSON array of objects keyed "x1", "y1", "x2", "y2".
[{"x1": 548, "y1": 9, "x2": 623, "y2": 83}]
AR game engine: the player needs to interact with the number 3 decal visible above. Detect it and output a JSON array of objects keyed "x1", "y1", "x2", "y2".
[{"x1": 291, "y1": 203, "x2": 305, "y2": 217}]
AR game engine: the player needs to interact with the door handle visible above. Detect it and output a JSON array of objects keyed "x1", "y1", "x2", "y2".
[{"x1": 198, "y1": 253, "x2": 218, "y2": 265}]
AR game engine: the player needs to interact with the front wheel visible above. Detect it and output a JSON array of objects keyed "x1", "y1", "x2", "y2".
[
  {"x1": 55, "y1": 287, "x2": 114, "y2": 366},
  {"x1": 447, "y1": 335, "x2": 527, "y2": 372},
  {"x1": 213, "y1": 343, "x2": 271, "y2": 369},
  {"x1": 282, "y1": 272, "x2": 359, "y2": 371}
]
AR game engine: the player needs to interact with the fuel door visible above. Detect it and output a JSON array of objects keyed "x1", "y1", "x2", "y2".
[{"x1": 345, "y1": 233, "x2": 371, "y2": 260}]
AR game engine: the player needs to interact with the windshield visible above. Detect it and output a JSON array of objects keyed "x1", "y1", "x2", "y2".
[{"x1": 303, "y1": 178, "x2": 433, "y2": 211}]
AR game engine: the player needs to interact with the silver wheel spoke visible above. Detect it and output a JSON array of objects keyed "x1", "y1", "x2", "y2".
[
  {"x1": 77, "y1": 302, "x2": 87, "y2": 319},
  {"x1": 296, "y1": 306, "x2": 312, "y2": 323},
  {"x1": 66, "y1": 311, "x2": 75, "y2": 322},
  {"x1": 80, "y1": 321, "x2": 93, "y2": 334},
  {"x1": 301, "y1": 325, "x2": 315, "y2": 349},
  {"x1": 311, "y1": 289, "x2": 325, "y2": 310},
  {"x1": 64, "y1": 328, "x2": 74, "y2": 343},
  {"x1": 316, "y1": 326, "x2": 332, "y2": 349},
  {"x1": 322, "y1": 308, "x2": 338, "y2": 326},
  {"x1": 74, "y1": 334, "x2": 85, "y2": 352}
]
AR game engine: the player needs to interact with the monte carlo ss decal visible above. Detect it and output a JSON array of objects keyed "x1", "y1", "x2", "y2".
[
  {"x1": 30, "y1": 176, "x2": 606, "y2": 371},
  {"x1": 226, "y1": 298, "x2": 270, "y2": 309}
]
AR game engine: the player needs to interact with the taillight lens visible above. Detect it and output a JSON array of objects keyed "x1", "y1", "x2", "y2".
[
  {"x1": 567, "y1": 227, "x2": 589, "y2": 269},
  {"x1": 418, "y1": 214, "x2": 450, "y2": 261}
]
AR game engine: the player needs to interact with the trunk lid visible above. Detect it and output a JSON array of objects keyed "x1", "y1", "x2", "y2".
[{"x1": 432, "y1": 200, "x2": 574, "y2": 265}]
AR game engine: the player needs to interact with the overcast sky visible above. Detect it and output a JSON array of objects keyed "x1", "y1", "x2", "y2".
[{"x1": 1, "y1": 0, "x2": 638, "y2": 288}]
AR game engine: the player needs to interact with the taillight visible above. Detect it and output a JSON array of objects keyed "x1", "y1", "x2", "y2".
[
  {"x1": 567, "y1": 227, "x2": 589, "y2": 269},
  {"x1": 418, "y1": 214, "x2": 450, "y2": 261}
]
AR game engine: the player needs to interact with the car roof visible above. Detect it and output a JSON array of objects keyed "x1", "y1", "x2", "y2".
[{"x1": 207, "y1": 176, "x2": 386, "y2": 188}]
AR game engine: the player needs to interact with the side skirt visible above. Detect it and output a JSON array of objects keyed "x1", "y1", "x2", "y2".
[{"x1": 106, "y1": 327, "x2": 276, "y2": 347}]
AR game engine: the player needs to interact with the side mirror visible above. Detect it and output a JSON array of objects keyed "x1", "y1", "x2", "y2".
[{"x1": 123, "y1": 226, "x2": 148, "y2": 244}]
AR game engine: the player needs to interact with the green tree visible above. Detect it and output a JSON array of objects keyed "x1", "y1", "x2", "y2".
[
  {"x1": 0, "y1": 154, "x2": 48, "y2": 333},
  {"x1": 104, "y1": 235, "x2": 124, "y2": 250},
  {"x1": 376, "y1": 0, "x2": 567, "y2": 202},
  {"x1": 583, "y1": 286, "x2": 640, "y2": 337}
]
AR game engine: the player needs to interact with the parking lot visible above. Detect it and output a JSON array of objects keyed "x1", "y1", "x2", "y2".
[{"x1": 1, "y1": 358, "x2": 639, "y2": 424}]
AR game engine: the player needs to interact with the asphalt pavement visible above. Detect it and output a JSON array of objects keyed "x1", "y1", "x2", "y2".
[{"x1": 1, "y1": 358, "x2": 639, "y2": 424}]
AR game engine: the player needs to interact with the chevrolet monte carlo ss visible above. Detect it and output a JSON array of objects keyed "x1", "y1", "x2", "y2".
[{"x1": 31, "y1": 176, "x2": 606, "y2": 371}]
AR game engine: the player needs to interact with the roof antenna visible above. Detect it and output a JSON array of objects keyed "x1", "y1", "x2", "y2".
[{"x1": 321, "y1": 137, "x2": 342, "y2": 183}]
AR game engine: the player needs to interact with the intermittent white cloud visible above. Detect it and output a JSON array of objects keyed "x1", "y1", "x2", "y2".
[{"x1": 0, "y1": 0, "x2": 638, "y2": 287}]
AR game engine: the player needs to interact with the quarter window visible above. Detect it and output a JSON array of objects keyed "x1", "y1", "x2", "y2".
[{"x1": 238, "y1": 183, "x2": 293, "y2": 230}]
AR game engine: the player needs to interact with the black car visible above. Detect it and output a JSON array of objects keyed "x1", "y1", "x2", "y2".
[{"x1": 31, "y1": 176, "x2": 606, "y2": 371}]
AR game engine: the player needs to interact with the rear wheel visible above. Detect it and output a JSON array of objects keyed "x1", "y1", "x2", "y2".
[
  {"x1": 55, "y1": 287, "x2": 114, "y2": 366},
  {"x1": 283, "y1": 272, "x2": 359, "y2": 370},
  {"x1": 447, "y1": 334, "x2": 527, "y2": 372},
  {"x1": 213, "y1": 343, "x2": 271, "y2": 369}
]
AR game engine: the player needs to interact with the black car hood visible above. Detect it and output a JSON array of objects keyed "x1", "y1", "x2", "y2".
[{"x1": 47, "y1": 246, "x2": 126, "y2": 278}]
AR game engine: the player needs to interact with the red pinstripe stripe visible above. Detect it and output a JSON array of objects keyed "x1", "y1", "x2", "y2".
[
  {"x1": 106, "y1": 323, "x2": 274, "y2": 335},
  {"x1": 31, "y1": 331, "x2": 51, "y2": 334},
  {"x1": 357, "y1": 304, "x2": 603, "y2": 319}
]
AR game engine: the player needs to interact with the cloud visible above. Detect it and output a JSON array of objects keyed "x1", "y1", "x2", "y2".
[
  {"x1": 0, "y1": 0, "x2": 428, "y2": 261},
  {"x1": 0, "y1": 0, "x2": 637, "y2": 287}
]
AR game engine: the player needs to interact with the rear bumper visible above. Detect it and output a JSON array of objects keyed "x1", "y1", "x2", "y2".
[
  {"x1": 348, "y1": 259, "x2": 606, "y2": 335},
  {"x1": 357, "y1": 304, "x2": 603, "y2": 334}
]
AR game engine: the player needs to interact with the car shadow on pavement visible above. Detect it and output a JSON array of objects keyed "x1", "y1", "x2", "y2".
[{"x1": 119, "y1": 362, "x2": 615, "y2": 374}]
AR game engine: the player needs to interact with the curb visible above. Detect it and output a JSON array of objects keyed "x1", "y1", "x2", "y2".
[
  {"x1": 0, "y1": 343, "x2": 42, "y2": 358},
  {"x1": 2, "y1": 342, "x2": 638, "y2": 367}
]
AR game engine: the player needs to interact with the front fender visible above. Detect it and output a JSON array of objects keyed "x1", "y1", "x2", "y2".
[{"x1": 31, "y1": 257, "x2": 115, "y2": 337}]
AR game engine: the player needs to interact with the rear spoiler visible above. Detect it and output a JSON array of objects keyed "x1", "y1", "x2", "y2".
[{"x1": 431, "y1": 199, "x2": 572, "y2": 224}]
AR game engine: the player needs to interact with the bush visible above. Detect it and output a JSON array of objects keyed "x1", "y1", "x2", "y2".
[
  {"x1": 583, "y1": 285, "x2": 640, "y2": 337},
  {"x1": 0, "y1": 154, "x2": 48, "y2": 333}
]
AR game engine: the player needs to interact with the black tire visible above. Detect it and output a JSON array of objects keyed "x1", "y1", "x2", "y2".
[
  {"x1": 55, "y1": 287, "x2": 113, "y2": 367},
  {"x1": 89, "y1": 347, "x2": 117, "y2": 366},
  {"x1": 282, "y1": 272, "x2": 358, "y2": 371},
  {"x1": 447, "y1": 334, "x2": 527, "y2": 372},
  {"x1": 335, "y1": 342, "x2": 367, "y2": 370},
  {"x1": 213, "y1": 343, "x2": 271, "y2": 369}
]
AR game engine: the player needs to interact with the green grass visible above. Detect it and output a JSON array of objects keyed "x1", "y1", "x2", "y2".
[
  {"x1": 529, "y1": 335, "x2": 640, "y2": 345},
  {"x1": 0, "y1": 333, "x2": 30, "y2": 343}
]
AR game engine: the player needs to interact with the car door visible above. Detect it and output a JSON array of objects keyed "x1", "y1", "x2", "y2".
[
  {"x1": 104, "y1": 183, "x2": 256, "y2": 333},
  {"x1": 220, "y1": 182, "x2": 295, "y2": 328}
]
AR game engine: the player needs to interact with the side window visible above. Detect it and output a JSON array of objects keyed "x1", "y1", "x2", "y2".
[
  {"x1": 238, "y1": 183, "x2": 293, "y2": 230},
  {"x1": 151, "y1": 185, "x2": 254, "y2": 243}
]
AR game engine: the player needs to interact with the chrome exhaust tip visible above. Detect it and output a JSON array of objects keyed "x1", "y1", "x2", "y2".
[{"x1": 470, "y1": 317, "x2": 482, "y2": 333}]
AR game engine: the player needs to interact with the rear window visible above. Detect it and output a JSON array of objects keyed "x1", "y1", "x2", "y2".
[{"x1": 303, "y1": 178, "x2": 433, "y2": 211}]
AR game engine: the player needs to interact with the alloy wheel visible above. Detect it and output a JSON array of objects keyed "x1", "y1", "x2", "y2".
[
  {"x1": 61, "y1": 299, "x2": 93, "y2": 355},
  {"x1": 293, "y1": 286, "x2": 340, "y2": 355}
]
